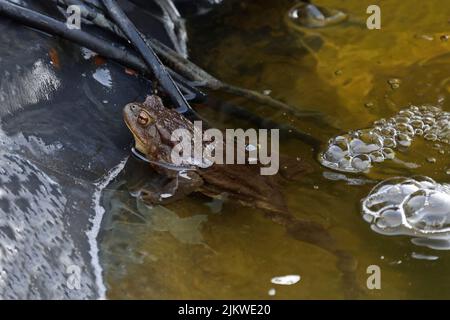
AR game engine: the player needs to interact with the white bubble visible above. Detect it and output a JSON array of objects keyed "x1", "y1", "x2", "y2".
[
  {"x1": 396, "y1": 133, "x2": 412, "y2": 147},
  {"x1": 370, "y1": 151, "x2": 385, "y2": 163},
  {"x1": 351, "y1": 154, "x2": 371, "y2": 171},
  {"x1": 362, "y1": 177, "x2": 450, "y2": 250},
  {"x1": 411, "y1": 252, "x2": 439, "y2": 261},
  {"x1": 271, "y1": 275, "x2": 301, "y2": 285},
  {"x1": 320, "y1": 105, "x2": 450, "y2": 173}
]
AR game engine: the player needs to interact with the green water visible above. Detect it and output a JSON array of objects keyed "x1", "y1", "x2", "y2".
[{"x1": 100, "y1": 0, "x2": 450, "y2": 299}]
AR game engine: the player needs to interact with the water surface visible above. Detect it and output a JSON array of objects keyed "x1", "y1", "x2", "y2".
[{"x1": 100, "y1": 0, "x2": 450, "y2": 299}]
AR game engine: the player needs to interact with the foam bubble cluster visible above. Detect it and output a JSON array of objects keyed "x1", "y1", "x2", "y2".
[
  {"x1": 362, "y1": 176, "x2": 450, "y2": 250},
  {"x1": 320, "y1": 105, "x2": 450, "y2": 173}
]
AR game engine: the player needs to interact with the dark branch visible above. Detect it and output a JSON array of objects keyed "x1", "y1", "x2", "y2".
[{"x1": 101, "y1": 0, "x2": 192, "y2": 114}]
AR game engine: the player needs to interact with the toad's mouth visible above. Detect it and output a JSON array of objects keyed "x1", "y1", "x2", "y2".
[
  {"x1": 131, "y1": 146, "x2": 196, "y2": 172},
  {"x1": 130, "y1": 147, "x2": 150, "y2": 163},
  {"x1": 124, "y1": 117, "x2": 147, "y2": 154}
]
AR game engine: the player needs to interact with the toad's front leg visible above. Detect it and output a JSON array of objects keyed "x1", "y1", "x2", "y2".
[{"x1": 140, "y1": 171, "x2": 204, "y2": 205}]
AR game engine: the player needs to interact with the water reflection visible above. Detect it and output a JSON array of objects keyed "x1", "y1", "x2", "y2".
[{"x1": 0, "y1": 60, "x2": 60, "y2": 117}]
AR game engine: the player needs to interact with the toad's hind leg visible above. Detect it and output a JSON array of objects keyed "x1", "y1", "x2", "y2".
[{"x1": 265, "y1": 211, "x2": 362, "y2": 298}]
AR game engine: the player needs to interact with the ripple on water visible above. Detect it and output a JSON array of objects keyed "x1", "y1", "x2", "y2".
[
  {"x1": 320, "y1": 105, "x2": 450, "y2": 173},
  {"x1": 362, "y1": 176, "x2": 450, "y2": 250}
]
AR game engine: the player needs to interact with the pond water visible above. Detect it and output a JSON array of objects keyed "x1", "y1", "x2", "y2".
[{"x1": 100, "y1": 0, "x2": 450, "y2": 299}]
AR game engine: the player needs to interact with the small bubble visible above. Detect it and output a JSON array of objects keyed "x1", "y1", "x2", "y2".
[
  {"x1": 383, "y1": 137, "x2": 397, "y2": 148},
  {"x1": 424, "y1": 133, "x2": 438, "y2": 141},
  {"x1": 417, "y1": 34, "x2": 434, "y2": 41},
  {"x1": 388, "y1": 78, "x2": 401, "y2": 90},
  {"x1": 396, "y1": 133, "x2": 412, "y2": 147},
  {"x1": 370, "y1": 151, "x2": 385, "y2": 163},
  {"x1": 351, "y1": 154, "x2": 371, "y2": 171}
]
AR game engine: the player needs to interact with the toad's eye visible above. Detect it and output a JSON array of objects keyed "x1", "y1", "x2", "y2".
[{"x1": 137, "y1": 111, "x2": 151, "y2": 126}]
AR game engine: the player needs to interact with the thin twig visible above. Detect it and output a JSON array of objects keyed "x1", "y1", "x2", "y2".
[
  {"x1": 59, "y1": 0, "x2": 321, "y2": 118},
  {"x1": 1, "y1": 0, "x2": 205, "y2": 104},
  {"x1": 0, "y1": 0, "x2": 324, "y2": 148},
  {"x1": 101, "y1": 0, "x2": 192, "y2": 114}
]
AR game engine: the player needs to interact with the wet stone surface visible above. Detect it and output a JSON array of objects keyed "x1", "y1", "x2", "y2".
[{"x1": 0, "y1": 3, "x2": 152, "y2": 298}]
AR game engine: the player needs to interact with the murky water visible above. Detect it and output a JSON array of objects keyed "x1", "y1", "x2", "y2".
[{"x1": 100, "y1": 0, "x2": 450, "y2": 299}]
